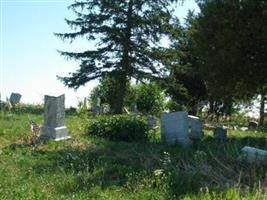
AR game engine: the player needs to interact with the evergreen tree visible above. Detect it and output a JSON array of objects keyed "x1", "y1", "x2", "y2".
[{"x1": 56, "y1": 0, "x2": 178, "y2": 113}]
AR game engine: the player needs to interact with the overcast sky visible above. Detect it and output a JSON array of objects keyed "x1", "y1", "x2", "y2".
[{"x1": 0, "y1": 0, "x2": 199, "y2": 107}]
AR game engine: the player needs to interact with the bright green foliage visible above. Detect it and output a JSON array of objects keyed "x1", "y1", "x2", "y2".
[
  {"x1": 133, "y1": 82, "x2": 166, "y2": 115},
  {"x1": 86, "y1": 115, "x2": 148, "y2": 142},
  {"x1": 56, "y1": 0, "x2": 178, "y2": 113}
]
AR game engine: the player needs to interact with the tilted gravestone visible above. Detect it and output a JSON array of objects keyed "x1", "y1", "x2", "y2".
[
  {"x1": 188, "y1": 115, "x2": 203, "y2": 140},
  {"x1": 10, "y1": 93, "x2": 22, "y2": 106},
  {"x1": 42, "y1": 94, "x2": 70, "y2": 141},
  {"x1": 161, "y1": 111, "x2": 191, "y2": 146}
]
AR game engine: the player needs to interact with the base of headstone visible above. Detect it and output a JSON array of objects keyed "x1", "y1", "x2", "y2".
[
  {"x1": 42, "y1": 126, "x2": 70, "y2": 141},
  {"x1": 163, "y1": 137, "x2": 192, "y2": 147}
]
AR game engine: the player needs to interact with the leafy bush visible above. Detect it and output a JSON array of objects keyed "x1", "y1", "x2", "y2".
[
  {"x1": 86, "y1": 115, "x2": 149, "y2": 142},
  {"x1": 11, "y1": 103, "x2": 44, "y2": 114},
  {"x1": 130, "y1": 82, "x2": 166, "y2": 115}
]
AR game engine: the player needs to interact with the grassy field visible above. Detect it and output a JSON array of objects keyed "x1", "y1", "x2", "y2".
[{"x1": 0, "y1": 110, "x2": 267, "y2": 200}]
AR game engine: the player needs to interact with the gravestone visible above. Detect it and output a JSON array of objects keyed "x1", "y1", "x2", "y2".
[
  {"x1": 130, "y1": 102, "x2": 138, "y2": 114},
  {"x1": 161, "y1": 111, "x2": 191, "y2": 146},
  {"x1": 93, "y1": 93, "x2": 101, "y2": 115},
  {"x1": 42, "y1": 94, "x2": 70, "y2": 141},
  {"x1": 240, "y1": 146, "x2": 267, "y2": 164},
  {"x1": 10, "y1": 93, "x2": 22, "y2": 106},
  {"x1": 213, "y1": 126, "x2": 227, "y2": 141},
  {"x1": 188, "y1": 115, "x2": 203, "y2": 140},
  {"x1": 148, "y1": 115, "x2": 158, "y2": 130},
  {"x1": 248, "y1": 120, "x2": 258, "y2": 129}
]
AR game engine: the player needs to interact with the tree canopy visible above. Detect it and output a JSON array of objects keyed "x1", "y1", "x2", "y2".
[{"x1": 56, "y1": 0, "x2": 178, "y2": 113}]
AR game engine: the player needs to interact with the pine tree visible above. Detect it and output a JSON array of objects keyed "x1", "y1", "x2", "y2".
[{"x1": 56, "y1": 0, "x2": 178, "y2": 113}]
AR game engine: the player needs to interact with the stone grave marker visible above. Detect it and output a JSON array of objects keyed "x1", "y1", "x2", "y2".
[
  {"x1": 188, "y1": 115, "x2": 203, "y2": 140},
  {"x1": 240, "y1": 146, "x2": 267, "y2": 164},
  {"x1": 148, "y1": 115, "x2": 158, "y2": 130},
  {"x1": 42, "y1": 94, "x2": 70, "y2": 141},
  {"x1": 10, "y1": 93, "x2": 22, "y2": 106},
  {"x1": 213, "y1": 126, "x2": 227, "y2": 141},
  {"x1": 161, "y1": 111, "x2": 191, "y2": 146},
  {"x1": 93, "y1": 92, "x2": 101, "y2": 115},
  {"x1": 248, "y1": 120, "x2": 258, "y2": 130},
  {"x1": 130, "y1": 102, "x2": 138, "y2": 114}
]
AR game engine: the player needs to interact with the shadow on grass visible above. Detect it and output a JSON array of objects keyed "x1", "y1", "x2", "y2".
[{"x1": 23, "y1": 136, "x2": 267, "y2": 198}]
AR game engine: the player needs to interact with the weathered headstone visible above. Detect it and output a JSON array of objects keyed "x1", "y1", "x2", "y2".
[
  {"x1": 188, "y1": 115, "x2": 203, "y2": 140},
  {"x1": 42, "y1": 94, "x2": 70, "y2": 141},
  {"x1": 248, "y1": 120, "x2": 258, "y2": 130},
  {"x1": 93, "y1": 92, "x2": 101, "y2": 115},
  {"x1": 240, "y1": 146, "x2": 267, "y2": 164},
  {"x1": 213, "y1": 126, "x2": 227, "y2": 141},
  {"x1": 130, "y1": 102, "x2": 138, "y2": 114},
  {"x1": 148, "y1": 115, "x2": 158, "y2": 130},
  {"x1": 10, "y1": 93, "x2": 22, "y2": 106},
  {"x1": 161, "y1": 111, "x2": 191, "y2": 146}
]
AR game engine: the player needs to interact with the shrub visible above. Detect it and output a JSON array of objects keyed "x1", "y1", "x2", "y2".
[
  {"x1": 86, "y1": 115, "x2": 149, "y2": 142},
  {"x1": 11, "y1": 103, "x2": 44, "y2": 114}
]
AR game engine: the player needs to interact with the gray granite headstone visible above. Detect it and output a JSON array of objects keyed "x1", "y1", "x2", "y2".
[
  {"x1": 10, "y1": 93, "x2": 22, "y2": 106},
  {"x1": 213, "y1": 126, "x2": 227, "y2": 141},
  {"x1": 188, "y1": 115, "x2": 203, "y2": 140},
  {"x1": 161, "y1": 111, "x2": 191, "y2": 146},
  {"x1": 42, "y1": 94, "x2": 70, "y2": 141},
  {"x1": 240, "y1": 146, "x2": 267, "y2": 164}
]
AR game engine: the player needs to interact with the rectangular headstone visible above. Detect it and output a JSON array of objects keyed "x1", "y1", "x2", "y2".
[
  {"x1": 42, "y1": 94, "x2": 70, "y2": 141},
  {"x1": 161, "y1": 111, "x2": 191, "y2": 146},
  {"x1": 10, "y1": 93, "x2": 22, "y2": 106},
  {"x1": 188, "y1": 115, "x2": 203, "y2": 140}
]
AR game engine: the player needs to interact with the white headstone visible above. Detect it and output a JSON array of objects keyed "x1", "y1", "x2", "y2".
[
  {"x1": 161, "y1": 111, "x2": 191, "y2": 146},
  {"x1": 42, "y1": 94, "x2": 70, "y2": 141},
  {"x1": 188, "y1": 115, "x2": 203, "y2": 140}
]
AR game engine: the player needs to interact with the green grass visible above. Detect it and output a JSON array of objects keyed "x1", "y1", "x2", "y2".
[{"x1": 0, "y1": 110, "x2": 267, "y2": 199}]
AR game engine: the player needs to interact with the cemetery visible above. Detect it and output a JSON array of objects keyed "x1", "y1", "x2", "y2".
[
  {"x1": 0, "y1": 92, "x2": 266, "y2": 200},
  {"x1": 1, "y1": 0, "x2": 267, "y2": 199}
]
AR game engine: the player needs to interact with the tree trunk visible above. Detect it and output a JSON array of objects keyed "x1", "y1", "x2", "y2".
[
  {"x1": 113, "y1": 0, "x2": 133, "y2": 114},
  {"x1": 259, "y1": 93, "x2": 265, "y2": 126},
  {"x1": 113, "y1": 74, "x2": 127, "y2": 114}
]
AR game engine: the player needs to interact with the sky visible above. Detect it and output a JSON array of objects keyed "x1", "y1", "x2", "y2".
[{"x1": 0, "y1": 0, "x2": 199, "y2": 108}]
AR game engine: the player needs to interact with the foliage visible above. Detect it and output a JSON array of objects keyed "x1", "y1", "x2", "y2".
[
  {"x1": 193, "y1": 0, "x2": 267, "y2": 108},
  {"x1": 89, "y1": 75, "x2": 131, "y2": 113},
  {"x1": 86, "y1": 115, "x2": 149, "y2": 142},
  {"x1": 56, "y1": 0, "x2": 179, "y2": 113},
  {"x1": 132, "y1": 82, "x2": 166, "y2": 115},
  {"x1": 156, "y1": 13, "x2": 207, "y2": 115},
  {"x1": 166, "y1": 100, "x2": 186, "y2": 112},
  {"x1": 11, "y1": 103, "x2": 44, "y2": 115}
]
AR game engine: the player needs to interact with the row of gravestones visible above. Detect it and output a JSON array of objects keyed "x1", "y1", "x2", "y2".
[
  {"x1": 5, "y1": 93, "x2": 266, "y2": 164},
  {"x1": 42, "y1": 95, "x2": 226, "y2": 143},
  {"x1": 161, "y1": 111, "x2": 227, "y2": 146}
]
